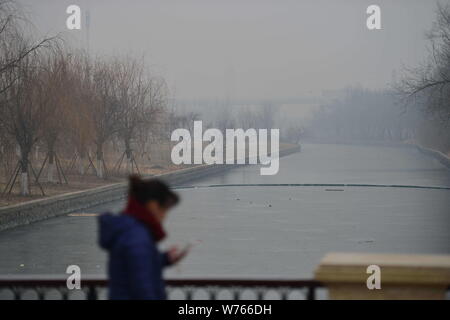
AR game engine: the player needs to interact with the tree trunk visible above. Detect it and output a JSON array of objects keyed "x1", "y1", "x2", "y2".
[
  {"x1": 125, "y1": 140, "x2": 132, "y2": 174},
  {"x1": 78, "y1": 149, "x2": 85, "y2": 175},
  {"x1": 19, "y1": 147, "x2": 30, "y2": 196},
  {"x1": 78, "y1": 157, "x2": 85, "y2": 175},
  {"x1": 47, "y1": 150, "x2": 55, "y2": 183},
  {"x1": 96, "y1": 144, "x2": 104, "y2": 179},
  {"x1": 20, "y1": 171, "x2": 29, "y2": 196}
]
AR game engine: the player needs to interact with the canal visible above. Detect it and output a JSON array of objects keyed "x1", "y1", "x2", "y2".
[{"x1": 0, "y1": 143, "x2": 449, "y2": 278}]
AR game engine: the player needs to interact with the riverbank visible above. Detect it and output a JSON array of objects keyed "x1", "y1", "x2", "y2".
[
  {"x1": 411, "y1": 143, "x2": 450, "y2": 170},
  {"x1": 0, "y1": 166, "x2": 180, "y2": 208},
  {"x1": 303, "y1": 138, "x2": 450, "y2": 170},
  {"x1": 0, "y1": 143, "x2": 300, "y2": 231}
]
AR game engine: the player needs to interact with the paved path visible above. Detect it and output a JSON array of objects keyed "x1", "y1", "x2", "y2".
[{"x1": 0, "y1": 143, "x2": 449, "y2": 278}]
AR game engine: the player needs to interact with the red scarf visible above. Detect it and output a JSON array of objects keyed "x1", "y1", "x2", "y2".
[{"x1": 123, "y1": 196, "x2": 166, "y2": 242}]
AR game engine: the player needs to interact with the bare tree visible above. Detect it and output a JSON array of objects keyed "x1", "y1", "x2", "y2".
[
  {"x1": 38, "y1": 48, "x2": 72, "y2": 183},
  {"x1": 0, "y1": 0, "x2": 57, "y2": 195},
  {"x1": 115, "y1": 58, "x2": 166, "y2": 174},
  {"x1": 0, "y1": 1, "x2": 55, "y2": 94},
  {"x1": 90, "y1": 59, "x2": 123, "y2": 178},
  {"x1": 0, "y1": 50, "x2": 54, "y2": 195},
  {"x1": 65, "y1": 53, "x2": 95, "y2": 175},
  {"x1": 397, "y1": 3, "x2": 450, "y2": 124}
]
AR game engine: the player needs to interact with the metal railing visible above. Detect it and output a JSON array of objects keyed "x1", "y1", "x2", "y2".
[{"x1": 0, "y1": 278, "x2": 323, "y2": 300}]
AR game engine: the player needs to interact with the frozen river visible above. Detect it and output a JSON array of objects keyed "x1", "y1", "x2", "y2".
[{"x1": 0, "y1": 143, "x2": 449, "y2": 278}]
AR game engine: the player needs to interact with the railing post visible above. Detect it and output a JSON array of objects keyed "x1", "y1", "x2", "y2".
[
  {"x1": 209, "y1": 289, "x2": 217, "y2": 300},
  {"x1": 306, "y1": 286, "x2": 316, "y2": 300},
  {"x1": 185, "y1": 288, "x2": 192, "y2": 300},
  {"x1": 13, "y1": 288, "x2": 20, "y2": 300},
  {"x1": 256, "y1": 289, "x2": 264, "y2": 300},
  {"x1": 37, "y1": 289, "x2": 45, "y2": 300},
  {"x1": 87, "y1": 286, "x2": 98, "y2": 300}
]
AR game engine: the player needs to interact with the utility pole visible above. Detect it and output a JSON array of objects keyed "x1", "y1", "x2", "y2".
[{"x1": 85, "y1": 8, "x2": 91, "y2": 56}]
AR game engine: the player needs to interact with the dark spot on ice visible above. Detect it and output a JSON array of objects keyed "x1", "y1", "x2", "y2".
[{"x1": 357, "y1": 239, "x2": 374, "y2": 244}]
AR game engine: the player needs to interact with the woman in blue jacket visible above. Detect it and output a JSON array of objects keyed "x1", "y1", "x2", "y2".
[{"x1": 98, "y1": 176, "x2": 187, "y2": 300}]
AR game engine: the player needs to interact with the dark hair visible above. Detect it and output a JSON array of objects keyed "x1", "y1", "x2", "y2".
[{"x1": 129, "y1": 175, "x2": 179, "y2": 208}]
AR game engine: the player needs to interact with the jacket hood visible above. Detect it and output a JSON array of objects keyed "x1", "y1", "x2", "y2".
[{"x1": 98, "y1": 213, "x2": 137, "y2": 250}]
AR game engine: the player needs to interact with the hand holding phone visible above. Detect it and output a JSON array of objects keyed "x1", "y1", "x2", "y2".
[{"x1": 167, "y1": 244, "x2": 191, "y2": 265}]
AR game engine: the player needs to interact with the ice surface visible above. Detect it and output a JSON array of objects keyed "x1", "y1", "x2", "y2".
[{"x1": 0, "y1": 143, "x2": 448, "y2": 278}]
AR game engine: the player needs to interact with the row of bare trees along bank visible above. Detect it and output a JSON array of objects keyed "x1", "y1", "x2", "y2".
[{"x1": 0, "y1": 1, "x2": 190, "y2": 197}]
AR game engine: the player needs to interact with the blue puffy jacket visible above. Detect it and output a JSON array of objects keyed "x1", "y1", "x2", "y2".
[{"x1": 98, "y1": 213, "x2": 169, "y2": 300}]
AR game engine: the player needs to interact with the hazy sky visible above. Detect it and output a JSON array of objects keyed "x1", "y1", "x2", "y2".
[{"x1": 19, "y1": 0, "x2": 444, "y2": 100}]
